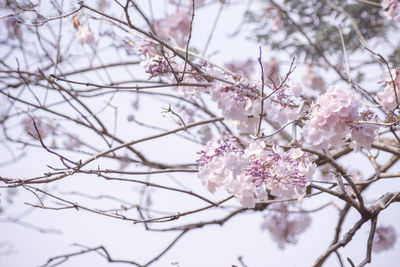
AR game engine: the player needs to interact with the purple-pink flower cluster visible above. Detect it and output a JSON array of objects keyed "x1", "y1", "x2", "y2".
[
  {"x1": 144, "y1": 56, "x2": 171, "y2": 80},
  {"x1": 197, "y1": 139, "x2": 315, "y2": 208},
  {"x1": 302, "y1": 86, "x2": 378, "y2": 150}
]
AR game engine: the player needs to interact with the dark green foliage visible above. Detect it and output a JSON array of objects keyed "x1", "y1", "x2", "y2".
[{"x1": 245, "y1": 0, "x2": 388, "y2": 63}]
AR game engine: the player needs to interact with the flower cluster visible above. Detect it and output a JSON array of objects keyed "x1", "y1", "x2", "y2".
[
  {"x1": 302, "y1": 86, "x2": 378, "y2": 150},
  {"x1": 144, "y1": 55, "x2": 171, "y2": 80},
  {"x1": 197, "y1": 138, "x2": 250, "y2": 205},
  {"x1": 373, "y1": 225, "x2": 397, "y2": 253},
  {"x1": 376, "y1": 68, "x2": 400, "y2": 111},
  {"x1": 382, "y1": 0, "x2": 400, "y2": 22},
  {"x1": 210, "y1": 75, "x2": 300, "y2": 132},
  {"x1": 197, "y1": 139, "x2": 315, "y2": 207},
  {"x1": 261, "y1": 202, "x2": 311, "y2": 249},
  {"x1": 244, "y1": 140, "x2": 315, "y2": 200},
  {"x1": 210, "y1": 79, "x2": 261, "y2": 132}
]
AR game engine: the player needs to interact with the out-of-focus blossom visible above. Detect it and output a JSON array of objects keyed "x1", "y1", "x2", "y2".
[
  {"x1": 376, "y1": 67, "x2": 400, "y2": 111},
  {"x1": 153, "y1": 10, "x2": 191, "y2": 47},
  {"x1": 75, "y1": 25, "x2": 96, "y2": 46},
  {"x1": 6, "y1": 17, "x2": 22, "y2": 40},
  {"x1": 261, "y1": 202, "x2": 311, "y2": 249},
  {"x1": 63, "y1": 135, "x2": 81, "y2": 150},
  {"x1": 289, "y1": 80, "x2": 303, "y2": 97},
  {"x1": 265, "y1": 4, "x2": 282, "y2": 31},
  {"x1": 22, "y1": 116, "x2": 55, "y2": 139},
  {"x1": 373, "y1": 225, "x2": 397, "y2": 253},
  {"x1": 302, "y1": 86, "x2": 377, "y2": 150},
  {"x1": 98, "y1": 0, "x2": 110, "y2": 12},
  {"x1": 382, "y1": 0, "x2": 400, "y2": 22},
  {"x1": 303, "y1": 65, "x2": 325, "y2": 91}
]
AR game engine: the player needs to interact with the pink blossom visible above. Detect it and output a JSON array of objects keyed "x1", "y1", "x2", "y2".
[
  {"x1": 373, "y1": 225, "x2": 397, "y2": 253},
  {"x1": 376, "y1": 68, "x2": 400, "y2": 111}
]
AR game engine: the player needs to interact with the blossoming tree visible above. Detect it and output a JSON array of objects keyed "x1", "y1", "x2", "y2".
[{"x1": 0, "y1": 0, "x2": 399, "y2": 266}]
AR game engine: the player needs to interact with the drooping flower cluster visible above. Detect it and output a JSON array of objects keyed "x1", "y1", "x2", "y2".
[
  {"x1": 302, "y1": 86, "x2": 378, "y2": 150},
  {"x1": 382, "y1": 0, "x2": 400, "y2": 22},
  {"x1": 197, "y1": 139, "x2": 315, "y2": 208},
  {"x1": 261, "y1": 202, "x2": 311, "y2": 249},
  {"x1": 376, "y1": 67, "x2": 400, "y2": 111},
  {"x1": 373, "y1": 225, "x2": 397, "y2": 253}
]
